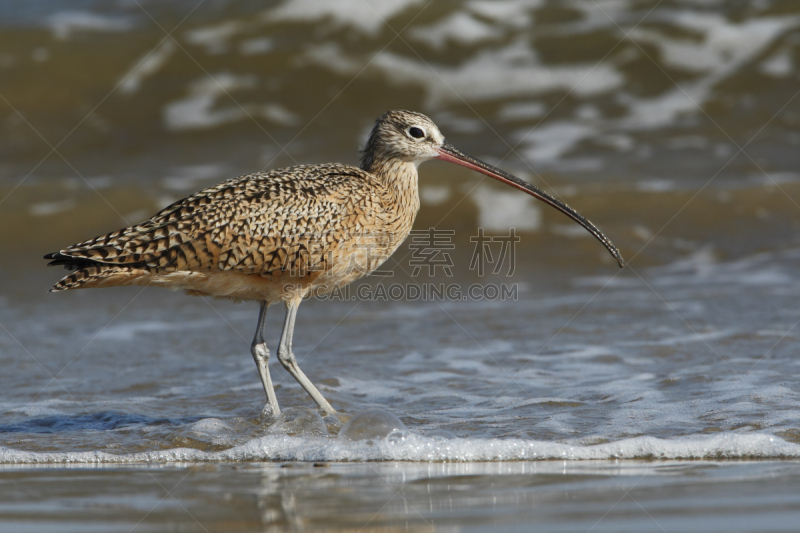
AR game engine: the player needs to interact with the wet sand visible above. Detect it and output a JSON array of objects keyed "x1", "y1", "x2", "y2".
[{"x1": 4, "y1": 460, "x2": 800, "y2": 532}]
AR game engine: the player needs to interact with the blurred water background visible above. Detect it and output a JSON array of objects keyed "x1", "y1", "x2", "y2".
[{"x1": 2, "y1": 0, "x2": 800, "y2": 530}]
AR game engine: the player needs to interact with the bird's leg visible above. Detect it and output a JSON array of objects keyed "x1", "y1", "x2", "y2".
[
  {"x1": 251, "y1": 301, "x2": 281, "y2": 417},
  {"x1": 277, "y1": 299, "x2": 337, "y2": 416}
]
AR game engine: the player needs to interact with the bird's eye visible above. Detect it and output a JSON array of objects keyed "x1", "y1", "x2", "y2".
[{"x1": 407, "y1": 126, "x2": 426, "y2": 139}]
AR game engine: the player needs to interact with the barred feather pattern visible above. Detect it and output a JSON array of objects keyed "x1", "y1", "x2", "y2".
[{"x1": 47, "y1": 160, "x2": 421, "y2": 301}]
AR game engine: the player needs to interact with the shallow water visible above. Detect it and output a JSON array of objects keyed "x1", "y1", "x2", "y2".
[
  {"x1": 2, "y1": 249, "x2": 800, "y2": 460},
  {"x1": 4, "y1": 460, "x2": 800, "y2": 532},
  {"x1": 2, "y1": 0, "x2": 800, "y2": 530}
]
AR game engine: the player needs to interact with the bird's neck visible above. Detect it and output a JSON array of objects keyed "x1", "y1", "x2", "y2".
[
  {"x1": 362, "y1": 157, "x2": 420, "y2": 213},
  {"x1": 362, "y1": 156, "x2": 418, "y2": 191}
]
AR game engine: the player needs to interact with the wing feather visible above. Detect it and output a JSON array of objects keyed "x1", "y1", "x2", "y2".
[{"x1": 46, "y1": 164, "x2": 383, "y2": 278}]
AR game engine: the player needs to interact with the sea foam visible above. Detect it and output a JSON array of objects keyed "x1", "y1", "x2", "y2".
[{"x1": 1, "y1": 432, "x2": 797, "y2": 464}]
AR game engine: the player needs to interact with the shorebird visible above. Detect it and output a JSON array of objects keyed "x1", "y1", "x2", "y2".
[{"x1": 45, "y1": 110, "x2": 623, "y2": 417}]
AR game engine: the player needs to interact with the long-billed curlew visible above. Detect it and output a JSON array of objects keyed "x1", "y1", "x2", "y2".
[{"x1": 45, "y1": 110, "x2": 623, "y2": 417}]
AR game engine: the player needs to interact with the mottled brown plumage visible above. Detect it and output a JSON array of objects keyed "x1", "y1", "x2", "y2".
[
  {"x1": 47, "y1": 163, "x2": 415, "y2": 301},
  {"x1": 46, "y1": 110, "x2": 622, "y2": 417}
]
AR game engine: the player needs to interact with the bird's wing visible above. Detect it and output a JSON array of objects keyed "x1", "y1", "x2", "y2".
[{"x1": 46, "y1": 164, "x2": 384, "y2": 276}]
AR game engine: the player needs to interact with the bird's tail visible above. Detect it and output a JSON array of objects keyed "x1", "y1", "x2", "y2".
[{"x1": 45, "y1": 253, "x2": 149, "y2": 292}]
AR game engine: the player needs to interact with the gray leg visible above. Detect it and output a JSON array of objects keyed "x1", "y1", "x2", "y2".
[
  {"x1": 251, "y1": 301, "x2": 281, "y2": 416},
  {"x1": 277, "y1": 299, "x2": 337, "y2": 415}
]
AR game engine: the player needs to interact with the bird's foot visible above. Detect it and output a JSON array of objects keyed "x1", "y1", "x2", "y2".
[{"x1": 260, "y1": 402, "x2": 281, "y2": 419}]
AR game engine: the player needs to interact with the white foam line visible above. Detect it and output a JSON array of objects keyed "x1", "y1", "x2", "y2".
[{"x1": 1, "y1": 432, "x2": 797, "y2": 464}]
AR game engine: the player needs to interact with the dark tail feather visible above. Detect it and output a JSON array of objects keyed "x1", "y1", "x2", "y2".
[
  {"x1": 49, "y1": 265, "x2": 149, "y2": 292},
  {"x1": 45, "y1": 252, "x2": 149, "y2": 291},
  {"x1": 44, "y1": 252, "x2": 100, "y2": 271}
]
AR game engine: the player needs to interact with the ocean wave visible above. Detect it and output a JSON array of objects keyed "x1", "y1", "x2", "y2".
[{"x1": 1, "y1": 432, "x2": 796, "y2": 464}]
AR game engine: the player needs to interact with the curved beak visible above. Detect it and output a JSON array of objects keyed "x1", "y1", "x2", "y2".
[{"x1": 436, "y1": 142, "x2": 623, "y2": 268}]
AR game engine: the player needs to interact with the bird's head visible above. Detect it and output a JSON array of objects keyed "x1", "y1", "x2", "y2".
[
  {"x1": 362, "y1": 109, "x2": 624, "y2": 268},
  {"x1": 361, "y1": 110, "x2": 445, "y2": 168}
]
